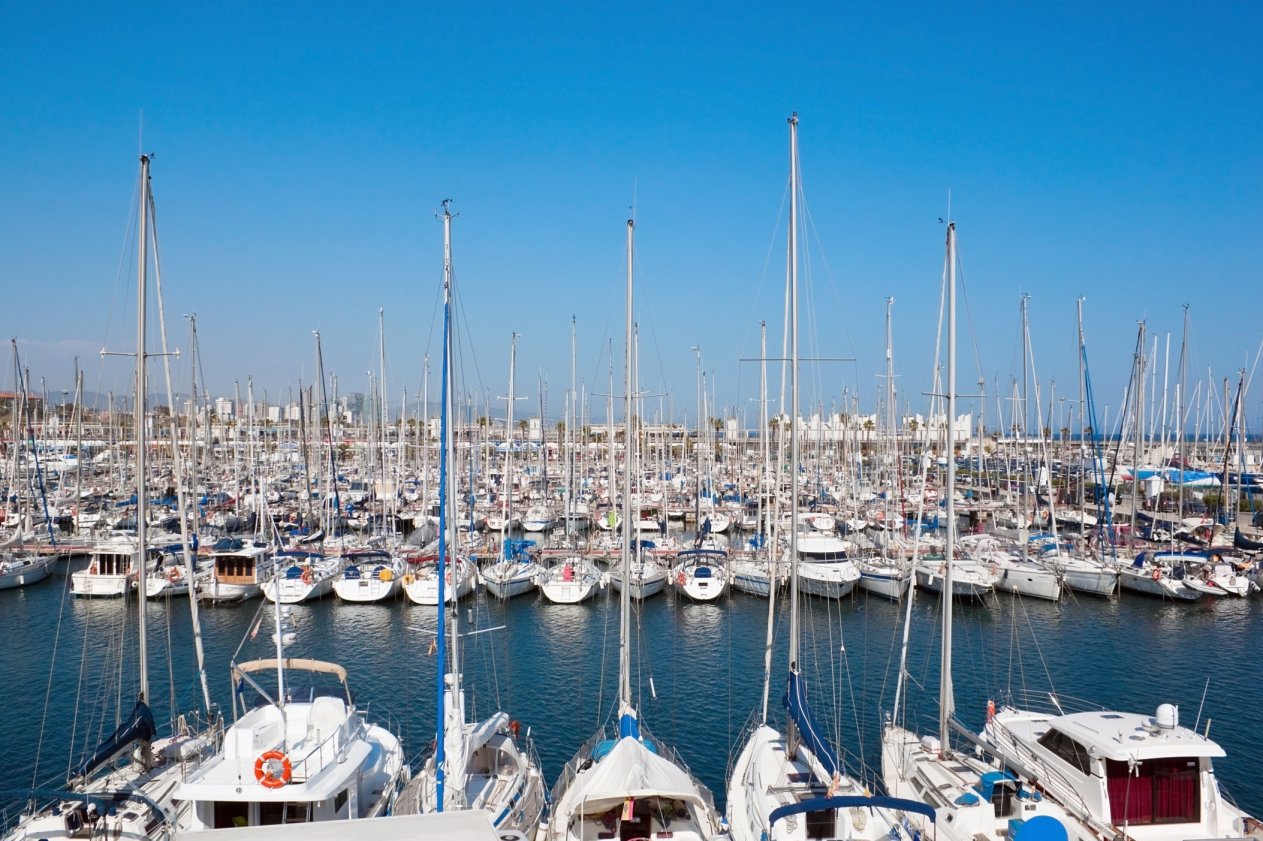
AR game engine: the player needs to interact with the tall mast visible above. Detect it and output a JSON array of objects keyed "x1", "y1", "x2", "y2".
[
  {"x1": 618, "y1": 218, "x2": 636, "y2": 731},
  {"x1": 135, "y1": 154, "x2": 151, "y2": 704},
  {"x1": 758, "y1": 321, "x2": 774, "y2": 724},
  {"x1": 939, "y1": 221, "x2": 957, "y2": 747},
  {"x1": 435, "y1": 199, "x2": 457, "y2": 809},
  {"x1": 787, "y1": 112, "x2": 801, "y2": 678},
  {"x1": 503, "y1": 333, "x2": 520, "y2": 541}
]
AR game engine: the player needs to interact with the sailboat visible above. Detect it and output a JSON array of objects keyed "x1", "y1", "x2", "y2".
[
  {"x1": 3, "y1": 154, "x2": 219, "y2": 841},
  {"x1": 545, "y1": 218, "x2": 722, "y2": 841},
  {"x1": 727, "y1": 113, "x2": 934, "y2": 841},
  {"x1": 0, "y1": 346, "x2": 59, "y2": 590},
  {"x1": 399, "y1": 201, "x2": 546, "y2": 837},
  {"x1": 881, "y1": 221, "x2": 1075, "y2": 841},
  {"x1": 483, "y1": 335, "x2": 545, "y2": 600}
]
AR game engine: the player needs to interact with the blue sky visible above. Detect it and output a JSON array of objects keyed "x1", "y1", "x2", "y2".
[{"x1": 2, "y1": 2, "x2": 1259, "y2": 433}]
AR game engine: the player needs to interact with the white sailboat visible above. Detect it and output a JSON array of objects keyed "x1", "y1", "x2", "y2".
[
  {"x1": 538, "y1": 555, "x2": 605, "y2": 604},
  {"x1": 545, "y1": 218, "x2": 722, "y2": 841},
  {"x1": 402, "y1": 201, "x2": 546, "y2": 838},
  {"x1": 727, "y1": 113, "x2": 932, "y2": 841},
  {"x1": 881, "y1": 221, "x2": 1075, "y2": 841},
  {"x1": 331, "y1": 547, "x2": 403, "y2": 602},
  {"x1": 3, "y1": 153, "x2": 219, "y2": 841}
]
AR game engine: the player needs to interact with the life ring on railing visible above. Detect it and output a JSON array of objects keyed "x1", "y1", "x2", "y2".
[
  {"x1": 676, "y1": 572, "x2": 686, "y2": 587},
  {"x1": 1151, "y1": 568, "x2": 1162, "y2": 581},
  {"x1": 301, "y1": 568, "x2": 314, "y2": 585},
  {"x1": 509, "y1": 719, "x2": 521, "y2": 740},
  {"x1": 402, "y1": 573, "x2": 415, "y2": 586},
  {"x1": 986, "y1": 699, "x2": 996, "y2": 721},
  {"x1": 379, "y1": 567, "x2": 393, "y2": 582},
  {"x1": 254, "y1": 750, "x2": 292, "y2": 789},
  {"x1": 167, "y1": 567, "x2": 180, "y2": 583},
  {"x1": 88, "y1": 562, "x2": 99, "y2": 575}
]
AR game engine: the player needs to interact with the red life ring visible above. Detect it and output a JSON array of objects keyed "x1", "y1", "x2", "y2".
[
  {"x1": 986, "y1": 699, "x2": 996, "y2": 721},
  {"x1": 254, "y1": 750, "x2": 292, "y2": 788},
  {"x1": 167, "y1": 567, "x2": 180, "y2": 583},
  {"x1": 509, "y1": 719, "x2": 521, "y2": 740},
  {"x1": 1151, "y1": 568, "x2": 1161, "y2": 581},
  {"x1": 301, "y1": 568, "x2": 314, "y2": 585}
]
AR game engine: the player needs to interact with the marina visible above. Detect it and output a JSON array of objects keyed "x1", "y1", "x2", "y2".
[{"x1": 4, "y1": 3, "x2": 1263, "y2": 835}]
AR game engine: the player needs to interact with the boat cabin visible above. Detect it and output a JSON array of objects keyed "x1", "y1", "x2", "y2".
[
  {"x1": 211, "y1": 540, "x2": 274, "y2": 585},
  {"x1": 1012, "y1": 704, "x2": 1230, "y2": 832}
]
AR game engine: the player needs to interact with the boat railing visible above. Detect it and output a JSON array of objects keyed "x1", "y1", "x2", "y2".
[{"x1": 286, "y1": 714, "x2": 362, "y2": 783}]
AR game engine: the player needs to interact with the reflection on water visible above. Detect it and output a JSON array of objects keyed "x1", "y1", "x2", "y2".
[{"x1": 1, "y1": 562, "x2": 1260, "y2": 818}]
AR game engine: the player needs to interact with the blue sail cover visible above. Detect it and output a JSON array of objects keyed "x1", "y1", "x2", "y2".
[
  {"x1": 69, "y1": 700, "x2": 156, "y2": 780},
  {"x1": 784, "y1": 671, "x2": 841, "y2": 778}
]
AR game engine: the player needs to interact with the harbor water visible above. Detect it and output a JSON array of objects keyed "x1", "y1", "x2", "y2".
[{"x1": 2, "y1": 553, "x2": 1260, "y2": 822}]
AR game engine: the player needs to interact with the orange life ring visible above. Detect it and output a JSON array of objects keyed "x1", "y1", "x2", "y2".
[
  {"x1": 254, "y1": 749, "x2": 292, "y2": 788},
  {"x1": 88, "y1": 562, "x2": 99, "y2": 575},
  {"x1": 986, "y1": 699, "x2": 996, "y2": 721},
  {"x1": 301, "y1": 568, "x2": 314, "y2": 585},
  {"x1": 167, "y1": 567, "x2": 180, "y2": 583},
  {"x1": 509, "y1": 719, "x2": 521, "y2": 740},
  {"x1": 1151, "y1": 568, "x2": 1161, "y2": 581}
]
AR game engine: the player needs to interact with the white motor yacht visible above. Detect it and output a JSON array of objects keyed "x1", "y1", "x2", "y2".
[{"x1": 172, "y1": 658, "x2": 408, "y2": 831}]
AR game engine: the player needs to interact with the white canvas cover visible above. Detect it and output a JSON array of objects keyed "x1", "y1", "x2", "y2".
[{"x1": 562, "y1": 736, "x2": 706, "y2": 814}]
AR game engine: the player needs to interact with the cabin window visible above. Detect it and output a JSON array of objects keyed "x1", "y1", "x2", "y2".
[
  {"x1": 212, "y1": 800, "x2": 249, "y2": 829},
  {"x1": 259, "y1": 801, "x2": 311, "y2": 825},
  {"x1": 1037, "y1": 728, "x2": 1092, "y2": 774},
  {"x1": 1106, "y1": 758, "x2": 1199, "y2": 824}
]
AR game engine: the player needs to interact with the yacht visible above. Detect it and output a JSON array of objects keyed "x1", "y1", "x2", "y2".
[
  {"x1": 172, "y1": 658, "x2": 408, "y2": 831},
  {"x1": 203, "y1": 539, "x2": 276, "y2": 603},
  {"x1": 983, "y1": 701, "x2": 1259, "y2": 839}
]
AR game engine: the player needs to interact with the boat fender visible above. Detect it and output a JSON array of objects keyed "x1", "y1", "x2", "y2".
[{"x1": 254, "y1": 750, "x2": 292, "y2": 788}]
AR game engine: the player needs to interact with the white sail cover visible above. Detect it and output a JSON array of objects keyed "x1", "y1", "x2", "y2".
[{"x1": 562, "y1": 736, "x2": 706, "y2": 813}]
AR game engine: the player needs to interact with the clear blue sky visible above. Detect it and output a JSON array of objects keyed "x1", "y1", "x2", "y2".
[{"x1": 2, "y1": 2, "x2": 1260, "y2": 434}]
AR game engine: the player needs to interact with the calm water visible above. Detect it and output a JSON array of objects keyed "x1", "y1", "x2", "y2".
[{"x1": 2, "y1": 556, "x2": 1260, "y2": 822}]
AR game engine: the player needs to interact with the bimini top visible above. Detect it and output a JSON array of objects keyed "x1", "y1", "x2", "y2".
[
  {"x1": 234, "y1": 658, "x2": 349, "y2": 686},
  {"x1": 1020, "y1": 707, "x2": 1226, "y2": 763}
]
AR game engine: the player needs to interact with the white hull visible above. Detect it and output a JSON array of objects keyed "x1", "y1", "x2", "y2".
[
  {"x1": 482, "y1": 562, "x2": 541, "y2": 599},
  {"x1": 70, "y1": 571, "x2": 133, "y2": 597},
  {"x1": 797, "y1": 560, "x2": 860, "y2": 598},
  {"x1": 728, "y1": 559, "x2": 777, "y2": 597},
  {"x1": 0, "y1": 554, "x2": 56, "y2": 589},
  {"x1": 402, "y1": 560, "x2": 477, "y2": 605},
  {"x1": 857, "y1": 566, "x2": 910, "y2": 600},
  {"x1": 995, "y1": 562, "x2": 1062, "y2": 601},
  {"x1": 332, "y1": 575, "x2": 400, "y2": 602},
  {"x1": 1054, "y1": 557, "x2": 1118, "y2": 597},
  {"x1": 1119, "y1": 567, "x2": 1201, "y2": 601},
  {"x1": 914, "y1": 562, "x2": 997, "y2": 597},
  {"x1": 609, "y1": 561, "x2": 667, "y2": 599},
  {"x1": 202, "y1": 579, "x2": 262, "y2": 602},
  {"x1": 538, "y1": 558, "x2": 603, "y2": 604}
]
